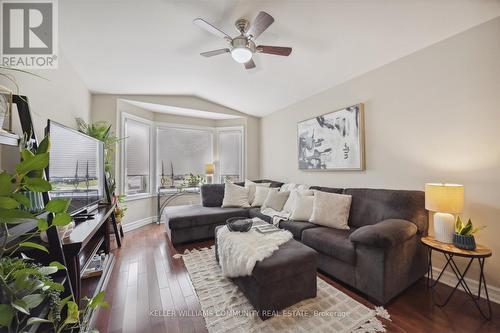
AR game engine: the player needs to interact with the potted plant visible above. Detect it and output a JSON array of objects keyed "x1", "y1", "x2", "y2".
[
  {"x1": 453, "y1": 216, "x2": 485, "y2": 250},
  {"x1": 183, "y1": 173, "x2": 205, "y2": 187}
]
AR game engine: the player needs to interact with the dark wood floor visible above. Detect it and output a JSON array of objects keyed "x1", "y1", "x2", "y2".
[{"x1": 92, "y1": 224, "x2": 500, "y2": 333}]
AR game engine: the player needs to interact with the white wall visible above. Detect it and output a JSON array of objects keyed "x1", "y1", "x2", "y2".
[
  {"x1": 260, "y1": 18, "x2": 500, "y2": 289},
  {"x1": 0, "y1": 51, "x2": 90, "y2": 169}
]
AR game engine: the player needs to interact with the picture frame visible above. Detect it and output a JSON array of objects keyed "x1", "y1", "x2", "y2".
[
  {"x1": 297, "y1": 103, "x2": 365, "y2": 171},
  {"x1": 0, "y1": 91, "x2": 13, "y2": 132}
]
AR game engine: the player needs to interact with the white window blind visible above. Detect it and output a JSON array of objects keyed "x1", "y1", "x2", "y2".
[
  {"x1": 218, "y1": 129, "x2": 243, "y2": 182},
  {"x1": 124, "y1": 118, "x2": 151, "y2": 195},
  {"x1": 157, "y1": 127, "x2": 213, "y2": 182}
]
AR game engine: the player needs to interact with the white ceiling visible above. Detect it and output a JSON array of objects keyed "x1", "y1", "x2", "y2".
[
  {"x1": 121, "y1": 99, "x2": 242, "y2": 119},
  {"x1": 60, "y1": 0, "x2": 500, "y2": 117}
]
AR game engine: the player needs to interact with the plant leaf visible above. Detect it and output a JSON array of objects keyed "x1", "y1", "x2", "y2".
[
  {"x1": 49, "y1": 261, "x2": 66, "y2": 270},
  {"x1": 0, "y1": 172, "x2": 13, "y2": 196},
  {"x1": 38, "y1": 266, "x2": 58, "y2": 275},
  {"x1": 0, "y1": 304, "x2": 15, "y2": 327},
  {"x1": 22, "y1": 294, "x2": 44, "y2": 309},
  {"x1": 64, "y1": 301, "x2": 79, "y2": 324},
  {"x1": 88, "y1": 291, "x2": 108, "y2": 309},
  {"x1": 37, "y1": 136, "x2": 50, "y2": 155},
  {"x1": 20, "y1": 149, "x2": 35, "y2": 162},
  {"x1": 24, "y1": 177, "x2": 52, "y2": 192},
  {"x1": 460, "y1": 219, "x2": 473, "y2": 235},
  {"x1": 455, "y1": 216, "x2": 463, "y2": 233},
  {"x1": 10, "y1": 193, "x2": 31, "y2": 208},
  {"x1": 11, "y1": 299, "x2": 29, "y2": 315},
  {"x1": 37, "y1": 218, "x2": 48, "y2": 231},
  {"x1": 15, "y1": 152, "x2": 49, "y2": 174},
  {"x1": 20, "y1": 242, "x2": 49, "y2": 253},
  {"x1": 0, "y1": 196, "x2": 20, "y2": 209},
  {"x1": 45, "y1": 199, "x2": 70, "y2": 213},
  {"x1": 0, "y1": 208, "x2": 34, "y2": 223},
  {"x1": 52, "y1": 212, "x2": 72, "y2": 226},
  {"x1": 26, "y1": 317, "x2": 51, "y2": 327}
]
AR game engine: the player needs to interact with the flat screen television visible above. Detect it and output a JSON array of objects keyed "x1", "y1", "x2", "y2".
[{"x1": 46, "y1": 120, "x2": 106, "y2": 215}]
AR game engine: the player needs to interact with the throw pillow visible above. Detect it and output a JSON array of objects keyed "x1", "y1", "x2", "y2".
[
  {"x1": 283, "y1": 189, "x2": 314, "y2": 213},
  {"x1": 222, "y1": 182, "x2": 250, "y2": 208},
  {"x1": 280, "y1": 183, "x2": 297, "y2": 192},
  {"x1": 251, "y1": 186, "x2": 272, "y2": 207},
  {"x1": 309, "y1": 190, "x2": 352, "y2": 229},
  {"x1": 262, "y1": 189, "x2": 290, "y2": 211},
  {"x1": 289, "y1": 192, "x2": 314, "y2": 221},
  {"x1": 245, "y1": 179, "x2": 271, "y2": 205}
]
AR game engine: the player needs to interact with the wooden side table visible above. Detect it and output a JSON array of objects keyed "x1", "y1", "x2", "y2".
[{"x1": 421, "y1": 236, "x2": 493, "y2": 320}]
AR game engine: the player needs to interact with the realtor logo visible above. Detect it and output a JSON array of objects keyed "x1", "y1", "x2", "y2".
[{"x1": 1, "y1": 0, "x2": 58, "y2": 68}]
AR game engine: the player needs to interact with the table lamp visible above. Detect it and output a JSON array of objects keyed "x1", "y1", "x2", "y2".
[
  {"x1": 425, "y1": 183, "x2": 464, "y2": 243},
  {"x1": 205, "y1": 163, "x2": 215, "y2": 184}
]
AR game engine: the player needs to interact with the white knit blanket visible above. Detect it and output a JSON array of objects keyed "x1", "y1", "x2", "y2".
[{"x1": 216, "y1": 218, "x2": 293, "y2": 278}]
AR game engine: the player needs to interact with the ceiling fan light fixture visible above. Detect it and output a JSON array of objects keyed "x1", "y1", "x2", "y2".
[{"x1": 231, "y1": 47, "x2": 252, "y2": 63}]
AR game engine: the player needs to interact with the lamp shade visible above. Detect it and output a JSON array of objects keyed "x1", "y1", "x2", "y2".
[
  {"x1": 425, "y1": 183, "x2": 464, "y2": 213},
  {"x1": 205, "y1": 163, "x2": 215, "y2": 175}
]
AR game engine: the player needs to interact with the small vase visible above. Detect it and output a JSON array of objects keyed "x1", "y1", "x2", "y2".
[{"x1": 453, "y1": 233, "x2": 476, "y2": 250}]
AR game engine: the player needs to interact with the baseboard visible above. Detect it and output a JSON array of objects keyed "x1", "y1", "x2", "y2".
[
  {"x1": 430, "y1": 266, "x2": 500, "y2": 305},
  {"x1": 122, "y1": 216, "x2": 157, "y2": 233}
]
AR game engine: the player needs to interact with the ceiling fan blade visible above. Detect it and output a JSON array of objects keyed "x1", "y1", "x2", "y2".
[
  {"x1": 257, "y1": 45, "x2": 292, "y2": 56},
  {"x1": 193, "y1": 18, "x2": 231, "y2": 40},
  {"x1": 244, "y1": 59, "x2": 256, "y2": 70},
  {"x1": 200, "y1": 48, "x2": 230, "y2": 57},
  {"x1": 247, "y1": 11, "x2": 274, "y2": 39}
]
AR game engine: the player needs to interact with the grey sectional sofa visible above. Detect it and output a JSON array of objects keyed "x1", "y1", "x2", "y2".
[{"x1": 164, "y1": 180, "x2": 428, "y2": 305}]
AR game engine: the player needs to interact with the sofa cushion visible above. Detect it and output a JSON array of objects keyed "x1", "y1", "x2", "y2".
[
  {"x1": 166, "y1": 204, "x2": 249, "y2": 230},
  {"x1": 344, "y1": 188, "x2": 427, "y2": 233},
  {"x1": 310, "y1": 191, "x2": 351, "y2": 230},
  {"x1": 248, "y1": 208, "x2": 272, "y2": 223},
  {"x1": 222, "y1": 182, "x2": 250, "y2": 208},
  {"x1": 279, "y1": 220, "x2": 319, "y2": 240},
  {"x1": 302, "y1": 227, "x2": 356, "y2": 264},
  {"x1": 201, "y1": 184, "x2": 225, "y2": 207}
]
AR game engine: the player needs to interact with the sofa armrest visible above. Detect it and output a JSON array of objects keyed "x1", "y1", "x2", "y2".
[{"x1": 349, "y1": 219, "x2": 418, "y2": 248}]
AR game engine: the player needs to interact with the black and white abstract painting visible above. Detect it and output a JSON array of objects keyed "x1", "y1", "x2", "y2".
[{"x1": 298, "y1": 104, "x2": 364, "y2": 170}]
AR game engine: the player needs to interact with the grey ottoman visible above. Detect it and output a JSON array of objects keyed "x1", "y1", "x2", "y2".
[{"x1": 215, "y1": 226, "x2": 318, "y2": 319}]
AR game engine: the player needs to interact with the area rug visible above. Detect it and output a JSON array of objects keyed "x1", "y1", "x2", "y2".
[{"x1": 174, "y1": 246, "x2": 390, "y2": 333}]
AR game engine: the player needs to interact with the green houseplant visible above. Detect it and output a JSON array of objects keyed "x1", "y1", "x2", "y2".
[
  {"x1": 0, "y1": 136, "x2": 108, "y2": 332},
  {"x1": 453, "y1": 216, "x2": 485, "y2": 250}
]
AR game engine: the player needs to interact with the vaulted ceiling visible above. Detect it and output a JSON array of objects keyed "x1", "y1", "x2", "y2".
[{"x1": 60, "y1": 0, "x2": 500, "y2": 116}]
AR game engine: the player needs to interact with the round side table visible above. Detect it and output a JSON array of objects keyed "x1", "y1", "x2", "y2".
[{"x1": 421, "y1": 236, "x2": 492, "y2": 320}]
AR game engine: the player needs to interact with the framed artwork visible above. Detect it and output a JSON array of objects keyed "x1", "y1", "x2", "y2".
[
  {"x1": 298, "y1": 103, "x2": 365, "y2": 171},
  {"x1": 0, "y1": 91, "x2": 13, "y2": 132}
]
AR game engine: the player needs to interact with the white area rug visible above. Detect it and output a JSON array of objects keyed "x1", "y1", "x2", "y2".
[{"x1": 175, "y1": 246, "x2": 390, "y2": 333}]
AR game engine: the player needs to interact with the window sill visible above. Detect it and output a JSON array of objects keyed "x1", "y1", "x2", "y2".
[{"x1": 124, "y1": 193, "x2": 155, "y2": 202}]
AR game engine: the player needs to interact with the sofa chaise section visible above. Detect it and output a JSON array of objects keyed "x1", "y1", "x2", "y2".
[{"x1": 165, "y1": 204, "x2": 249, "y2": 244}]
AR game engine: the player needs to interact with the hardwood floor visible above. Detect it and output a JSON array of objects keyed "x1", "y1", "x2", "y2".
[{"x1": 93, "y1": 224, "x2": 500, "y2": 332}]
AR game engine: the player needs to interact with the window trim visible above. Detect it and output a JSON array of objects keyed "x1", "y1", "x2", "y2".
[
  {"x1": 120, "y1": 112, "x2": 155, "y2": 199},
  {"x1": 216, "y1": 126, "x2": 245, "y2": 183}
]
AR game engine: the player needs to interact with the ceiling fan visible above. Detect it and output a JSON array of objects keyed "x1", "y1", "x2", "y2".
[{"x1": 193, "y1": 11, "x2": 292, "y2": 69}]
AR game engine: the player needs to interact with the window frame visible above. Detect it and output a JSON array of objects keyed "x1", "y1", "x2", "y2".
[
  {"x1": 120, "y1": 112, "x2": 155, "y2": 200},
  {"x1": 216, "y1": 126, "x2": 245, "y2": 183}
]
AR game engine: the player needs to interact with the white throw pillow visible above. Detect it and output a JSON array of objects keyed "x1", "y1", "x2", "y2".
[
  {"x1": 289, "y1": 193, "x2": 314, "y2": 221},
  {"x1": 283, "y1": 189, "x2": 314, "y2": 213},
  {"x1": 296, "y1": 184, "x2": 311, "y2": 191},
  {"x1": 222, "y1": 182, "x2": 250, "y2": 208},
  {"x1": 309, "y1": 190, "x2": 352, "y2": 229},
  {"x1": 245, "y1": 179, "x2": 271, "y2": 205},
  {"x1": 280, "y1": 183, "x2": 296, "y2": 192},
  {"x1": 262, "y1": 189, "x2": 290, "y2": 211},
  {"x1": 251, "y1": 186, "x2": 272, "y2": 207}
]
